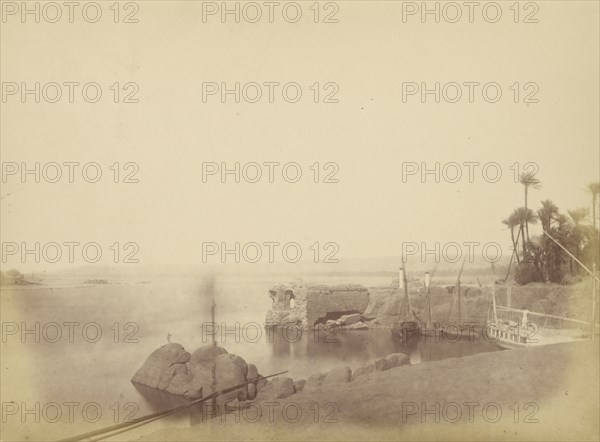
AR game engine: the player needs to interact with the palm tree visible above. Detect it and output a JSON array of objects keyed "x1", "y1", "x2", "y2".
[
  {"x1": 537, "y1": 199, "x2": 559, "y2": 232},
  {"x1": 519, "y1": 171, "x2": 541, "y2": 244},
  {"x1": 556, "y1": 213, "x2": 570, "y2": 229},
  {"x1": 536, "y1": 200, "x2": 560, "y2": 281},
  {"x1": 502, "y1": 211, "x2": 521, "y2": 264},
  {"x1": 588, "y1": 182, "x2": 600, "y2": 230},
  {"x1": 566, "y1": 208, "x2": 589, "y2": 275},
  {"x1": 514, "y1": 207, "x2": 538, "y2": 260},
  {"x1": 567, "y1": 208, "x2": 588, "y2": 226},
  {"x1": 587, "y1": 182, "x2": 600, "y2": 268}
]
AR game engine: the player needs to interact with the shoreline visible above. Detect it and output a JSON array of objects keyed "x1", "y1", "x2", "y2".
[{"x1": 134, "y1": 340, "x2": 599, "y2": 441}]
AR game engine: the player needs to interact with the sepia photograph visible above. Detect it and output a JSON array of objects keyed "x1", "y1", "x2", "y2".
[{"x1": 1, "y1": 1, "x2": 599, "y2": 441}]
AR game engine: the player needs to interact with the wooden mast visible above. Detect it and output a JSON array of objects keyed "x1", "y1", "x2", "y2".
[
  {"x1": 448, "y1": 258, "x2": 467, "y2": 325},
  {"x1": 403, "y1": 263, "x2": 411, "y2": 320}
]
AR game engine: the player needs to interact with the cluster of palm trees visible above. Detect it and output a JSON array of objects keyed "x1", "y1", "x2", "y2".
[{"x1": 502, "y1": 173, "x2": 599, "y2": 284}]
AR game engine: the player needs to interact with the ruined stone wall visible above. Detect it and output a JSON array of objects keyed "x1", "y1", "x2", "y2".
[
  {"x1": 305, "y1": 287, "x2": 370, "y2": 327},
  {"x1": 265, "y1": 283, "x2": 370, "y2": 329}
]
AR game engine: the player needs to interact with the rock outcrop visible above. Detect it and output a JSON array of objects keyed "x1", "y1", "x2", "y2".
[
  {"x1": 324, "y1": 366, "x2": 352, "y2": 384},
  {"x1": 133, "y1": 344, "x2": 411, "y2": 417},
  {"x1": 131, "y1": 343, "x2": 191, "y2": 393},
  {"x1": 132, "y1": 344, "x2": 255, "y2": 403},
  {"x1": 256, "y1": 376, "x2": 296, "y2": 399}
]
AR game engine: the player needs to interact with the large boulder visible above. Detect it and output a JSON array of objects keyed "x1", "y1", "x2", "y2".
[
  {"x1": 183, "y1": 353, "x2": 249, "y2": 402},
  {"x1": 247, "y1": 364, "x2": 259, "y2": 380},
  {"x1": 259, "y1": 376, "x2": 295, "y2": 399},
  {"x1": 158, "y1": 363, "x2": 188, "y2": 390},
  {"x1": 246, "y1": 364, "x2": 259, "y2": 400},
  {"x1": 215, "y1": 353, "x2": 248, "y2": 402},
  {"x1": 324, "y1": 366, "x2": 352, "y2": 384},
  {"x1": 167, "y1": 372, "x2": 193, "y2": 395},
  {"x1": 131, "y1": 343, "x2": 191, "y2": 389},
  {"x1": 189, "y1": 345, "x2": 228, "y2": 373},
  {"x1": 185, "y1": 367, "x2": 214, "y2": 399},
  {"x1": 256, "y1": 378, "x2": 268, "y2": 392},
  {"x1": 247, "y1": 383, "x2": 257, "y2": 400},
  {"x1": 294, "y1": 379, "x2": 306, "y2": 392},
  {"x1": 133, "y1": 344, "x2": 258, "y2": 404}
]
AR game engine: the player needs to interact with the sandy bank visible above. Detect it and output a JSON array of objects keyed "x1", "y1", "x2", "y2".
[{"x1": 137, "y1": 340, "x2": 599, "y2": 441}]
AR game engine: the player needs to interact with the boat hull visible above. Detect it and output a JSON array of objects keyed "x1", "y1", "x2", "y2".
[{"x1": 391, "y1": 321, "x2": 420, "y2": 340}]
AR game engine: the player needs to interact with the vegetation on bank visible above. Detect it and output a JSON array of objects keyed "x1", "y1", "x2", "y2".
[
  {"x1": 502, "y1": 176, "x2": 599, "y2": 285},
  {"x1": 0, "y1": 269, "x2": 29, "y2": 286}
]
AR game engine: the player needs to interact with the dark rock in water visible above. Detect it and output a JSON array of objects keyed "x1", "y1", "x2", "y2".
[
  {"x1": 189, "y1": 345, "x2": 228, "y2": 372},
  {"x1": 168, "y1": 372, "x2": 193, "y2": 396},
  {"x1": 324, "y1": 366, "x2": 352, "y2": 384},
  {"x1": 217, "y1": 353, "x2": 248, "y2": 378},
  {"x1": 259, "y1": 376, "x2": 295, "y2": 399},
  {"x1": 293, "y1": 379, "x2": 306, "y2": 391},
  {"x1": 132, "y1": 382, "x2": 190, "y2": 411},
  {"x1": 131, "y1": 343, "x2": 191, "y2": 390},
  {"x1": 133, "y1": 344, "x2": 255, "y2": 404},
  {"x1": 159, "y1": 363, "x2": 188, "y2": 390},
  {"x1": 185, "y1": 369, "x2": 213, "y2": 399},
  {"x1": 214, "y1": 353, "x2": 248, "y2": 402}
]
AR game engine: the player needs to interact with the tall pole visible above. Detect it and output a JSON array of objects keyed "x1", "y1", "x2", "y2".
[
  {"x1": 457, "y1": 280, "x2": 461, "y2": 325},
  {"x1": 492, "y1": 282, "x2": 498, "y2": 323},
  {"x1": 592, "y1": 264, "x2": 597, "y2": 340},
  {"x1": 403, "y1": 263, "x2": 410, "y2": 319},
  {"x1": 423, "y1": 271, "x2": 432, "y2": 328},
  {"x1": 206, "y1": 272, "x2": 217, "y2": 415},
  {"x1": 456, "y1": 258, "x2": 466, "y2": 325},
  {"x1": 210, "y1": 280, "x2": 216, "y2": 348}
]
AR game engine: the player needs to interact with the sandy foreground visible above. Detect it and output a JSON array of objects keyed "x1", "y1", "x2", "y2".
[{"x1": 136, "y1": 340, "x2": 599, "y2": 441}]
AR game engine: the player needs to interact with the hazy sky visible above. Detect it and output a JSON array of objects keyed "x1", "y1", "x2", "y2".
[{"x1": 1, "y1": 1, "x2": 598, "y2": 273}]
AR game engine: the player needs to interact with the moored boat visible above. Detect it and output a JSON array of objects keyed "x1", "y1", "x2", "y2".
[{"x1": 392, "y1": 263, "x2": 421, "y2": 341}]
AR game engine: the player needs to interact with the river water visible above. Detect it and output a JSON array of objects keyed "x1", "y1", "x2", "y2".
[{"x1": 0, "y1": 273, "x2": 500, "y2": 440}]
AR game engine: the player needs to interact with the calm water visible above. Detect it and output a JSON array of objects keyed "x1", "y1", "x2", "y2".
[{"x1": 0, "y1": 274, "x2": 500, "y2": 440}]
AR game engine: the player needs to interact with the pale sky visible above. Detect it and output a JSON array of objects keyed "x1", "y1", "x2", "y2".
[{"x1": 1, "y1": 1, "x2": 598, "y2": 272}]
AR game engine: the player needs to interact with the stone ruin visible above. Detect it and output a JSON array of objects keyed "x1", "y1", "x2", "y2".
[{"x1": 264, "y1": 283, "x2": 371, "y2": 329}]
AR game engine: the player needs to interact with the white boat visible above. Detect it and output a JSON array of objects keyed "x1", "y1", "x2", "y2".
[{"x1": 485, "y1": 283, "x2": 595, "y2": 349}]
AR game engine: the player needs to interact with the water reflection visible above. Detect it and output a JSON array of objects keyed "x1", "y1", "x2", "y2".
[{"x1": 260, "y1": 328, "x2": 501, "y2": 377}]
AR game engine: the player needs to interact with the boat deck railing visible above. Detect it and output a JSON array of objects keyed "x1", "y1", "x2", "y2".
[{"x1": 494, "y1": 306, "x2": 599, "y2": 336}]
